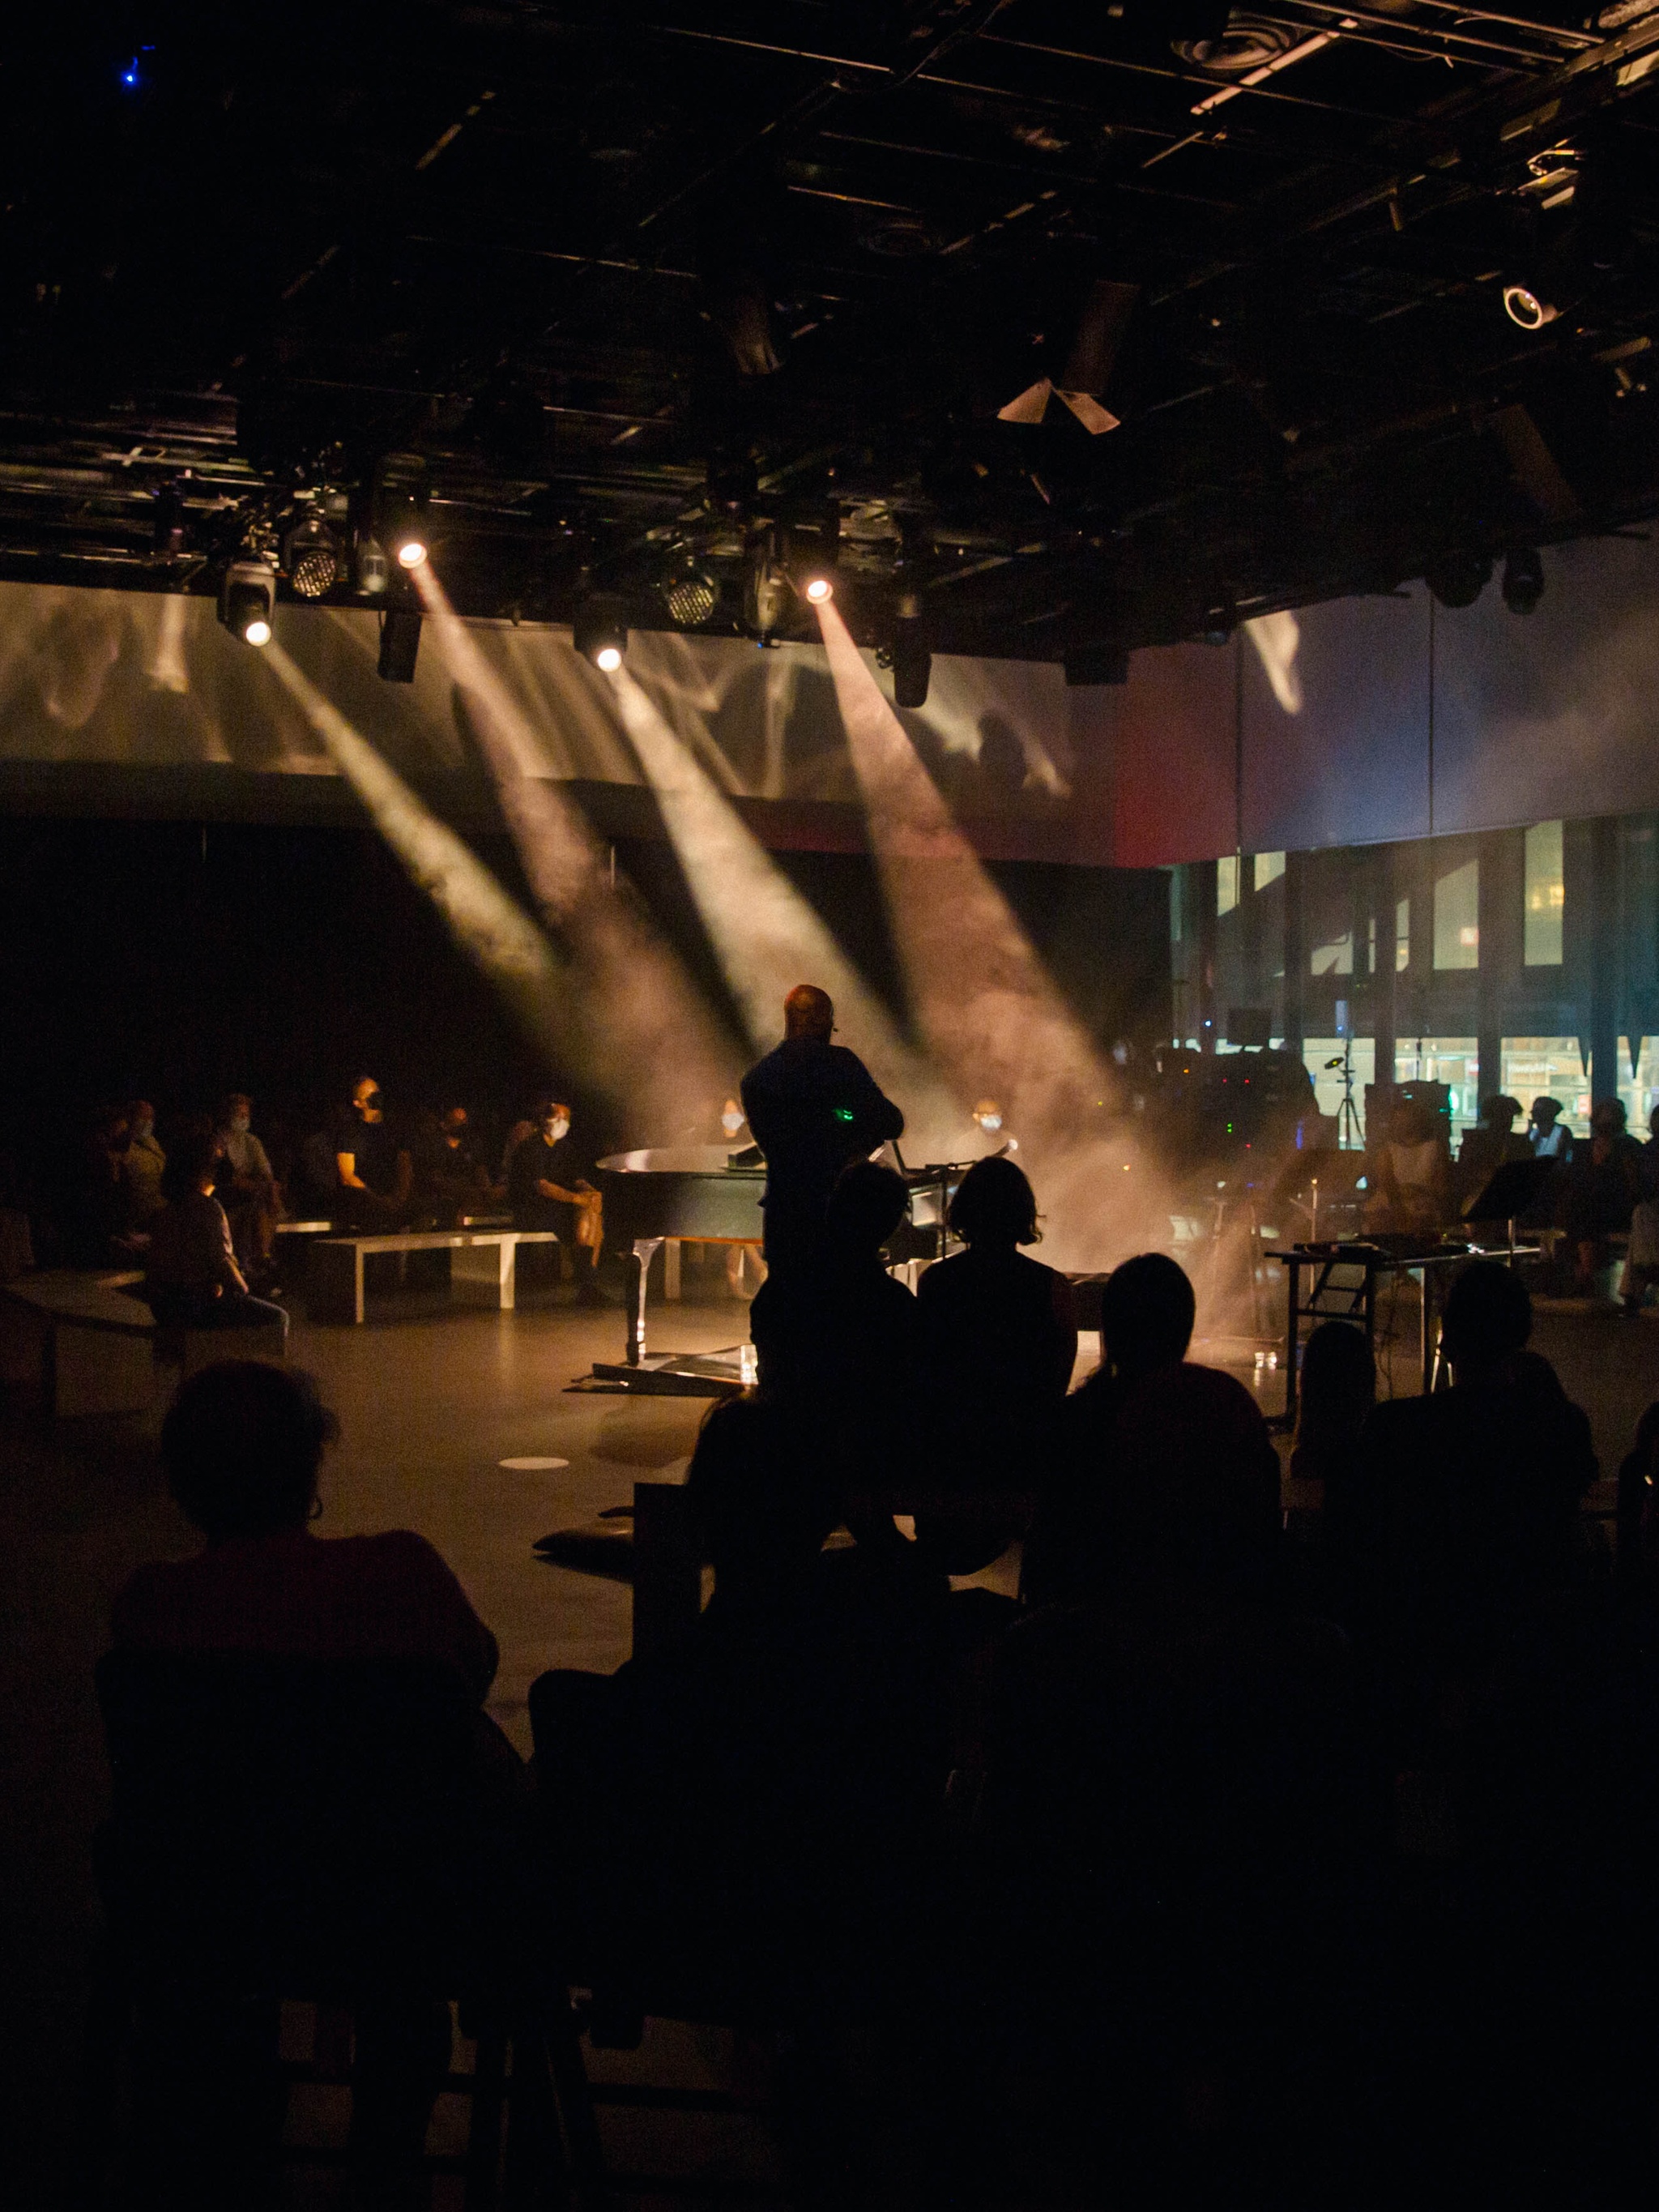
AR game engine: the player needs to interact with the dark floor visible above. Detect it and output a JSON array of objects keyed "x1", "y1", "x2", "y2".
[{"x1": 3, "y1": 1269, "x2": 1655, "y2": 2205}]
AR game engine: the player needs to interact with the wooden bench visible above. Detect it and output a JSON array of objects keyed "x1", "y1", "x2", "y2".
[
  {"x1": 305, "y1": 1229, "x2": 561, "y2": 1325},
  {"x1": 0, "y1": 1272, "x2": 286, "y2": 1417}
]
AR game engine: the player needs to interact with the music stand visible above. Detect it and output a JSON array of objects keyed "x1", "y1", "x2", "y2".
[{"x1": 1462, "y1": 1157, "x2": 1557, "y2": 1261}]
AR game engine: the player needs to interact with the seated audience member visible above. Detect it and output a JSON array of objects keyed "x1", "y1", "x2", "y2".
[
  {"x1": 333, "y1": 1076, "x2": 413, "y2": 1228},
  {"x1": 1290, "y1": 1322, "x2": 1375, "y2": 1494},
  {"x1": 1457, "y1": 1094, "x2": 1530, "y2": 1206},
  {"x1": 498, "y1": 1115, "x2": 535, "y2": 1188},
  {"x1": 1337, "y1": 1262, "x2": 1595, "y2": 1672},
  {"x1": 532, "y1": 1394, "x2": 945, "y2": 2018},
  {"x1": 1366, "y1": 1097, "x2": 1452, "y2": 1236},
  {"x1": 417, "y1": 1104, "x2": 494, "y2": 1224},
  {"x1": 509, "y1": 1101, "x2": 603, "y2": 1301},
  {"x1": 1529, "y1": 1095, "x2": 1573, "y2": 1163},
  {"x1": 143, "y1": 1137, "x2": 288, "y2": 1337},
  {"x1": 214, "y1": 1092, "x2": 279, "y2": 1280},
  {"x1": 913, "y1": 1156, "x2": 1076, "y2": 1569},
  {"x1": 70, "y1": 1104, "x2": 132, "y2": 1260},
  {"x1": 113, "y1": 1362, "x2": 497, "y2": 1693},
  {"x1": 111, "y1": 1362, "x2": 516, "y2": 2193},
  {"x1": 122, "y1": 1100, "x2": 168, "y2": 1225},
  {"x1": 1621, "y1": 1106, "x2": 1659, "y2": 1312},
  {"x1": 1023, "y1": 1252, "x2": 1281, "y2": 1610},
  {"x1": 1564, "y1": 1098, "x2": 1644, "y2": 1292},
  {"x1": 750, "y1": 1160, "x2": 919, "y2": 1502}
]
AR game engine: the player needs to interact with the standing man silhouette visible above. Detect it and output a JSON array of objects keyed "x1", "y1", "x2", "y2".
[{"x1": 740, "y1": 985, "x2": 904, "y2": 1280}]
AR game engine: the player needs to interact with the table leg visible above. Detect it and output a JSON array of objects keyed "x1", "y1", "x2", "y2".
[
  {"x1": 625, "y1": 1238, "x2": 663, "y2": 1366},
  {"x1": 1282, "y1": 1260, "x2": 1301, "y2": 1428},
  {"x1": 664, "y1": 1239, "x2": 681, "y2": 1301},
  {"x1": 354, "y1": 1247, "x2": 365, "y2": 1326}
]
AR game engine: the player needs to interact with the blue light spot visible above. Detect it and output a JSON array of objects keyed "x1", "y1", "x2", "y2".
[{"x1": 122, "y1": 58, "x2": 141, "y2": 88}]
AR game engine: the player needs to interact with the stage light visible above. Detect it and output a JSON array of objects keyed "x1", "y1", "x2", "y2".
[
  {"x1": 1503, "y1": 284, "x2": 1559, "y2": 331},
  {"x1": 372, "y1": 452, "x2": 431, "y2": 573},
  {"x1": 1502, "y1": 547, "x2": 1545, "y2": 615},
  {"x1": 356, "y1": 537, "x2": 390, "y2": 596},
  {"x1": 803, "y1": 574, "x2": 833, "y2": 604},
  {"x1": 151, "y1": 482, "x2": 188, "y2": 557},
  {"x1": 284, "y1": 514, "x2": 343, "y2": 600},
  {"x1": 377, "y1": 607, "x2": 422, "y2": 683},
  {"x1": 891, "y1": 632, "x2": 931, "y2": 710},
  {"x1": 664, "y1": 571, "x2": 718, "y2": 627},
  {"x1": 573, "y1": 596, "x2": 629, "y2": 672},
  {"x1": 1424, "y1": 549, "x2": 1493, "y2": 609},
  {"x1": 218, "y1": 558, "x2": 275, "y2": 647},
  {"x1": 778, "y1": 514, "x2": 841, "y2": 611}
]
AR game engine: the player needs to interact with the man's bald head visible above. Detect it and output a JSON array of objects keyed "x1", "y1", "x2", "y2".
[{"x1": 783, "y1": 984, "x2": 834, "y2": 1041}]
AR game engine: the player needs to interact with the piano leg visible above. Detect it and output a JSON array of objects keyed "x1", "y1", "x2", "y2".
[{"x1": 625, "y1": 1237, "x2": 664, "y2": 1366}]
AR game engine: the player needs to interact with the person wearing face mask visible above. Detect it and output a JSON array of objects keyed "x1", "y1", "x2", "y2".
[
  {"x1": 122, "y1": 1099, "x2": 168, "y2": 1225},
  {"x1": 333, "y1": 1077, "x2": 413, "y2": 1229},
  {"x1": 508, "y1": 1101, "x2": 605, "y2": 1304},
  {"x1": 215, "y1": 1091, "x2": 279, "y2": 1279}
]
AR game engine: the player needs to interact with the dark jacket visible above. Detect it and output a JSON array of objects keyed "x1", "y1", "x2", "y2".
[{"x1": 740, "y1": 1038, "x2": 903, "y2": 1268}]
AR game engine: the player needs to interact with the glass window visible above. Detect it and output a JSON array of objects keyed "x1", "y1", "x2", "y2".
[
  {"x1": 1396, "y1": 896, "x2": 1410, "y2": 972},
  {"x1": 1311, "y1": 929, "x2": 1353, "y2": 976},
  {"x1": 1620, "y1": 1037, "x2": 1656, "y2": 1138},
  {"x1": 1253, "y1": 850, "x2": 1286, "y2": 891},
  {"x1": 1218, "y1": 855, "x2": 1239, "y2": 915},
  {"x1": 1433, "y1": 859, "x2": 1479, "y2": 969},
  {"x1": 1500, "y1": 1037, "x2": 1589, "y2": 1138},
  {"x1": 1304, "y1": 1038, "x2": 1374, "y2": 1146},
  {"x1": 1524, "y1": 821, "x2": 1564, "y2": 967},
  {"x1": 1396, "y1": 1036, "x2": 1479, "y2": 1143}
]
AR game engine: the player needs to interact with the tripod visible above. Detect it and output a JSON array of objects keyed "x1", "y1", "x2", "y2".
[{"x1": 1325, "y1": 1040, "x2": 1364, "y2": 1150}]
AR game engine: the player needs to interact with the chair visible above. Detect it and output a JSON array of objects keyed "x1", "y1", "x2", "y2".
[{"x1": 85, "y1": 1651, "x2": 598, "y2": 2210}]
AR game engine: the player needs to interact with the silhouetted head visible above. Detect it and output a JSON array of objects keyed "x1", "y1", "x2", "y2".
[
  {"x1": 1442, "y1": 1260, "x2": 1532, "y2": 1381},
  {"x1": 351, "y1": 1076, "x2": 383, "y2": 1121},
  {"x1": 1294, "y1": 1322, "x2": 1375, "y2": 1452},
  {"x1": 1480, "y1": 1094, "x2": 1523, "y2": 1134},
  {"x1": 783, "y1": 984, "x2": 834, "y2": 1042},
  {"x1": 160, "y1": 1132, "x2": 221, "y2": 1205},
  {"x1": 686, "y1": 1394, "x2": 838, "y2": 1597},
  {"x1": 1531, "y1": 1096, "x2": 1563, "y2": 1129},
  {"x1": 1098, "y1": 1253, "x2": 1196, "y2": 1379},
  {"x1": 126, "y1": 1100, "x2": 156, "y2": 1141},
  {"x1": 161, "y1": 1362, "x2": 338, "y2": 1543},
  {"x1": 825, "y1": 1159, "x2": 909, "y2": 1260},
  {"x1": 1592, "y1": 1097, "x2": 1627, "y2": 1137},
  {"x1": 948, "y1": 1155, "x2": 1039, "y2": 1248}
]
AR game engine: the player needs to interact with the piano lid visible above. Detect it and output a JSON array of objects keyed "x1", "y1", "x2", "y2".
[{"x1": 598, "y1": 1147, "x2": 764, "y2": 1176}]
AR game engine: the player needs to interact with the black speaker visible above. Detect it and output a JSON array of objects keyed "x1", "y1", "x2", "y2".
[{"x1": 377, "y1": 607, "x2": 421, "y2": 683}]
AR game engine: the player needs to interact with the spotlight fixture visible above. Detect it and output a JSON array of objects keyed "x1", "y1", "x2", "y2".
[
  {"x1": 356, "y1": 537, "x2": 390, "y2": 596},
  {"x1": 1502, "y1": 546, "x2": 1545, "y2": 615},
  {"x1": 371, "y1": 452, "x2": 431, "y2": 572},
  {"x1": 151, "y1": 481, "x2": 188, "y2": 557},
  {"x1": 218, "y1": 557, "x2": 275, "y2": 647},
  {"x1": 664, "y1": 570, "x2": 719, "y2": 627},
  {"x1": 1424, "y1": 549, "x2": 1493, "y2": 609},
  {"x1": 284, "y1": 513, "x2": 343, "y2": 600},
  {"x1": 377, "y1": 607, "x2": 422, "y2": 684},
  {"x1": 573, "y1": 596, "x2": 629, "y2": 673},
  {"x1": 891, "y1": 632, "x2": 932, "y2": 711},
  {"x1": 1503, "y1": 283, "x2": 1559, "y2": 332},
  {"x1": 778, "y1": 513, "x2": 840, "y2": 608},
  {"x1": 803, "y1": 574, "x2": 834, "y2": 604}
]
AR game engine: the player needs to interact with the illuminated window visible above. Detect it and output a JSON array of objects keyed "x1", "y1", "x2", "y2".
[
  {"x1": 1304, "y1": 1038, "x2": 1374, "y2": 1146},
  {"x1": 1620, "y1": 1037, "x2": 1656, "y2": 1137},
  {"x1": 1500, "y1": 1038, "x2": 1588, "y2": 1138},
  {"x1": 1396, "y1": 896, "x2": 1410, "y2": 972},
  {"x1": 1523, "y1": 821, "x2": 1564, "y2": 966},
  {"x1": 1433, "y1": 859, "x2": 1479, "y2": 970},
  {"x1": 1396, "y1": 1036, "x2": 1479, "y2": 1142},
  {"x1": 1218, "y1": 856, "x2": 1239, "y2": 915},
  {"x1": 1253, "y1": 850, "x2": 1286, "y2": 891},
  {"x1": 1311, "y1": 929, "x2": 1353, "y2": 976}
]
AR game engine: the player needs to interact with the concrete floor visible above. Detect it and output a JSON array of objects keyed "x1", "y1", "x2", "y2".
[{"x1": 4, "y1": 1266, "x2": 1657, "y2": 2204}]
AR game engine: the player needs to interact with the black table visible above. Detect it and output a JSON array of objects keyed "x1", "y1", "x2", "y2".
[{"x1": 1265, "y1": 1237, "x2": 1537, "y2": 1429}]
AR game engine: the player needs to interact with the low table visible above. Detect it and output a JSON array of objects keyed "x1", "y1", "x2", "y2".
[
  {"x1": 0, "y1": 1271, "x2": 286, "y2": 1415},
  {"x1": 305, "y1": 1229, "x2": 561, "y2": 1325}
]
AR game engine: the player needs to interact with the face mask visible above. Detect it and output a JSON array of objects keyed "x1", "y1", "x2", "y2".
[
  {"x1": 547, "y1": 1118, "x2": 570, "y2": 1143},
  {"x1": 360, "y1": 1091, "x2": 382, "y2": 1117},
  {"x1": 133, "y1": 1119, "x2": 153, "y2": 1142},
  {"x1": 978, "y1": 1114, "x2": 1002, "y2": 1133},
  {"x1": 721, "y1": 1109, "x2": 744, "y2": 1136},
  {"x1": 230, "y1": 1114, "x2": 250, "y2": 1135}
]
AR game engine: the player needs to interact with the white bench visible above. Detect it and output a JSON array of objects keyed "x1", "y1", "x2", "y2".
[
  {"x1": 0, "y1": 1272, "x2": 286, "y2": 1417},
  {"x1": 305, "y1": 1229, "x2": 561, "y2": 1325}
]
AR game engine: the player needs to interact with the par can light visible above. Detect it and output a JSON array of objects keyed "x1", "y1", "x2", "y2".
[
  {"x1": 1503, "y1": 284, "x2": 1558, "y2": 331},
  {"x1": 218, "y1": 557, "x2": 276, "y2": 647},
  {"x1": 803, "y1": 574, "x2": 834, "y2": 604},
  {"x1": 574, "y1": 596, "x2": 629, "y2": 673}
]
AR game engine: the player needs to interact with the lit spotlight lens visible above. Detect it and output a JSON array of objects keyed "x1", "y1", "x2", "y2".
[
  {"x1": 665, "y1": 574, "x2": 718, "y2": 626},
  {"x1": 804, "y1": 575, "x2": 833, "y2": 604},
  {"x1": 1503, "y1": 284, "x2": 1556, "y2": 331},
  {"x1": 397, "y1": 539, "x2": 428, "y2": 570},
  {"x1": 595, "y1": 644, "x2": 624, "y2": 673},
  {"x1": 290, "y1": 547, "x2": 339, "y2": 599},
  {"x1": 243, "y1": 617, "x2": 272, "y2": 647}
]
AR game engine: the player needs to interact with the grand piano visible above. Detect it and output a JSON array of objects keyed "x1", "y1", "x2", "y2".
[{"x1": 593, "y1": 1147, "x2": 766, "y2": 1390}]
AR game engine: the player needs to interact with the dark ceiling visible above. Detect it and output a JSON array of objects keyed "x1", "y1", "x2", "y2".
[{"x1": 4, "y1": 2, "x2": 1659, "y2": 661}]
